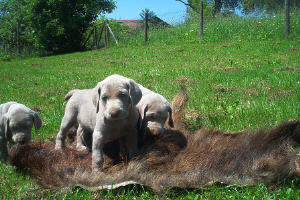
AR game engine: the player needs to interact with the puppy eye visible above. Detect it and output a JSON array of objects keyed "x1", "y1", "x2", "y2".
[
  {"x1": 119, "y1": 92, "x2": 127, "y2": 98},
  {"x1": 102, "y1": 96, "x2": 108, "y2": 101},
  {"x1": 146, "y1": 114, "x2": 156, "y2": 120},
  {"x1": 148, "y1": 116, "x2": 156, "y2": 121},
  {"x1": 147, "y1": 116, "x2": 153, "y2": 120}
]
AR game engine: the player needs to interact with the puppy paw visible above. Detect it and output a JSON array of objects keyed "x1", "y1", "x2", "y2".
[
  {"x1": 76, "y1": 145, "x2": 89, "y2": 152},
  {"x1": 92, "y1": 167, "x2": 102, "y2": 173},
  {"x1": 92, "y1": 160, "x2": 104, "y2": 172},
  {"x1": 54, "y1": 144, "x2": 64, "y2": 150}
]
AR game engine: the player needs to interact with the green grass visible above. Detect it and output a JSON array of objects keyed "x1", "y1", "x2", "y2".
[
  {"x1": 116, "y1": 11, "x2": 300, "y2": 46},
  {"x1": 0, "y1": 13, "x2": 300, "y2": 199}
]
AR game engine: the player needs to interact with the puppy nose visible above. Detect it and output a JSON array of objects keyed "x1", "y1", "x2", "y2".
[
  {"x1": 18, "y1": 137, "x2": 27, "y2": 145},
  {"x1": 109, "y1": 109, "x2": 121, "y2": 118},
  {"x1": 149, "y1": 128, "x2": 163, "y2": 136}
]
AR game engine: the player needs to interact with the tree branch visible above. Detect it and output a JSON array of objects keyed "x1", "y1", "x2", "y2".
[{"x1": 175, "y1": 0, "x2": 199, "y2": 13}]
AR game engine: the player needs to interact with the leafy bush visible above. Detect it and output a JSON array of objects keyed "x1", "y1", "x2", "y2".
[{"x1": 28, "y1": 0, "x2": 115, "y2": 54}]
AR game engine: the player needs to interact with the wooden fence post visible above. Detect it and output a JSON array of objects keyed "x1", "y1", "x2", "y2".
[
  {"x1": 84, "y1": 21, "x2": 117, "y2": 50},
  {"x1": 104, "y1": 22, "x2": 106, "y2": 47},
  {"x1": 104, "y1": 22, "x2": 109, "y2": 48},
  {"x1": 97, "y1": 23, "x2": 105, "y2": 47},
  {"x1": 83, "y1": 28, "x2": 94, "y2": 49},
  {"x1": 17, "y1": 20, "x2": 20, "y2": 54},
  {"x1": 144, "y1": 11, "x2": 149, "y2": 44},
  {"x1": 106, "y1": 22, "x2": 110, "y2": 47},
  {"x1": 285, "y1": 0, "x2": 290, "y2": 40},
  {"x1": 199, "y1": 1, "x2": 203, "y2": 39},
  {"x1": 94, "y1": 25, "x2": 98, "y2": 49},
  {"x1": 106, "y1": 21, "x2": 119, "y2": 45}
]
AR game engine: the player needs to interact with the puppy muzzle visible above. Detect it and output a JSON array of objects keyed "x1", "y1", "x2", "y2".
[
  {"x1": 12, "y1": 133, "x2": 30, "y2": 145},
  {"x1": 146, "y1": 126, "x2": 164, "y2": 136},
  {"x1": 105, "y1": 108, "x2": 128, "y2": 120}
]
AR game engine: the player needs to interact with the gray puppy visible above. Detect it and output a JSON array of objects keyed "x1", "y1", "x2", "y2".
[
  {"x1": 62, "y1": 83, "x2": 174, "y2": 152},
  {"x1": 92, "y1": 74, "x2": 142, "y2": 171},
  {"x1": 0, "y1": 102, "x2": 42, "y2": 162},
  {"x1": 55, "y1": 87, "x2": 98, "y2": 151},
  {"x1": 137, "y1": 85, "x2": 174, "y2": 137}
]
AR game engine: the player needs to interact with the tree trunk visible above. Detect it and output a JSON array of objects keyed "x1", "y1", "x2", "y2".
[
  {"x1": 17, "y1": 20, "x2": 20, "y2": 54},
  {"x1": 144, "y1": 11, "x2": 149, "y2": 44},
  {"x1": 199, "y1": 1, "x2": 203, "y2": 39},
  {"x1": 285, "y1": 0, "x2": 290, "y2": 40},
  {"x1": 94, "y1": 25, "x2": 98, "y2": 49},
  {"x1": 212, "y1": 0, "x2": 222, "y2": 19}
]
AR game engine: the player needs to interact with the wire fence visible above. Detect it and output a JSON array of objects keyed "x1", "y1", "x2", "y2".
[
  {"x1": 0, "y1": 4, "x2": 299, "y2": 58},
  {"x1": 94, "y1": 8, "x2": 299, "y2": 47}
]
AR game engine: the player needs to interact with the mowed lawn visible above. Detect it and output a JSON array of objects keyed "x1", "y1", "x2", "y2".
[{"x1": 0, "y1": 39, "x2": 300, "y2": 199}]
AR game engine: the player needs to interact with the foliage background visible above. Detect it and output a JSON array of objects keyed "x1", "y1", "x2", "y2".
[{"x1": 0, "y1": 0, "x2": 300, "y2": 199}]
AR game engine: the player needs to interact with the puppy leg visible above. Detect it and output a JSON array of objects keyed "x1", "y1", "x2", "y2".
[
  {"x1": 92, "y1": 130, "x2": 104, "y2": 172},
  {"x1": 119, "y1": 138, "x2": 128, "y2": 163},
  {"x1": 0, "y1": 134, "x2": 8, "y2": 163},
  {"x1": 55, "y1": 110, "x2": 77, "y2": 149},
  {"x1": 76, "y1": 125, "x2": 89, "y2": 152},
  {"x1": 120, "y1": 130, "x2": 138, "y2": 160}
]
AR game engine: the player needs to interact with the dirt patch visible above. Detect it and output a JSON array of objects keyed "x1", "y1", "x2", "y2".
[
  {"x1": 273, "y1": 66, "x2": 300, "y2": 72},
  {"x1": 244, "y1": 88, "x2": 260, "y2": 96},
  {"x1": 213, "y1": 86, "x2": 237, "y2": 93},
  {"x1": 176, "y1": 76, "x2": 195, "y2": 84},
  {"x1": 213, "y1": 66, "x2": 240, "y2": 71},
  {"x1": 289, "y1": 48, "x2": 299, "y2": 52},
  {"x1": 39, "y1": 92, "x2": 46, "y2": 97},
  {"x1": 31, "y1": 63, "x2": 42, "y2": 67},
  {"x1": 220, "y1": 44, "x2": 232, "y2": 48},
  {"x1": 168, "y1": 49, "x2": 184, "y2": 53},
  {"x1": 32, "y1": 106, "x2": 42, "y2": 113},
  {"x1": 267, "y1": 90, "x2": 294, "y2": 102},
  {"x1": 109, "y1": 60, "x2": 125, "y2": 65},
  {"x1": 206, "y1": 44, "x2": 233, "y2": 48},
  {"x1": 70, "y1": 58, "x2": 99, "y2": 63},
  {"x1": 185, "y1": 109, "x2": 201, "y2": 121}
]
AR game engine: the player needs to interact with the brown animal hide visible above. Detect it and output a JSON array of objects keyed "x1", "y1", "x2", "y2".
[{"x1": 9, "y1": 89, "x2": 300, "y2": 192}]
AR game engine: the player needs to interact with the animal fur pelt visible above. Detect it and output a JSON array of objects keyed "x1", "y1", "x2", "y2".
[{"x1": 9, "y1": 89, "x2": 300, "y2": 192}]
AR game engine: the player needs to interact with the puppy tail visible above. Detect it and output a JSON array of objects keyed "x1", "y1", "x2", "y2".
[
  {"x1": 171, "y1": 85, "x2": 189, "y2": 131},
  {"x1": 64, "y1": 89, "x2": 80, "y2": 101}
]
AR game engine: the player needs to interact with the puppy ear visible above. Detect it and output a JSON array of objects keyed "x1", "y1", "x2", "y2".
[
  {"x1": 168, "y1": 106, "x2": 174, "y2": 128},
  {"x1": 137, "y1": 112, "x2": 142, "y2": 133},
  {"x1": 32, "y1": 111, "x2": 42, "y2": 131},
  {"x1": 1, "y1": 115, "x2": 11, "y2": 139},
  {"x1": 96, "y1": 87, "x2": 101, "y2": 113},
  {"x1": 127, "y1": 79, "x2": 142, "y2": 106},
  {"x1": 138, "y1": 105, "x2": 148, "y2": 133},
  {"x1": 92, "y1": 83, "x2": 102, "y2": 113}
]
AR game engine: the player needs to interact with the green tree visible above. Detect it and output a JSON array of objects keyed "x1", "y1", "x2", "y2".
[
  {"x1": 176, "y1": 0, "x2": 238, "y2": 17},
  {"x1": 0, "y1": 0, "x2": 32, "y2": 53},
  {"x1": 139, "y1": 8, "x2": 156, "y2": 21},
  {"x1": 28, "y1": 0, "x2": 115, "y2": 54},
  {"x1": 139, "y1": 9, "x2": 169, "y2": 28},
  {"x1": 177, "y1": 0, "x2": 300, "y2": 16},
  {"x1": 242, "y1": 0, "x2": 300, "y2": 14}
]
